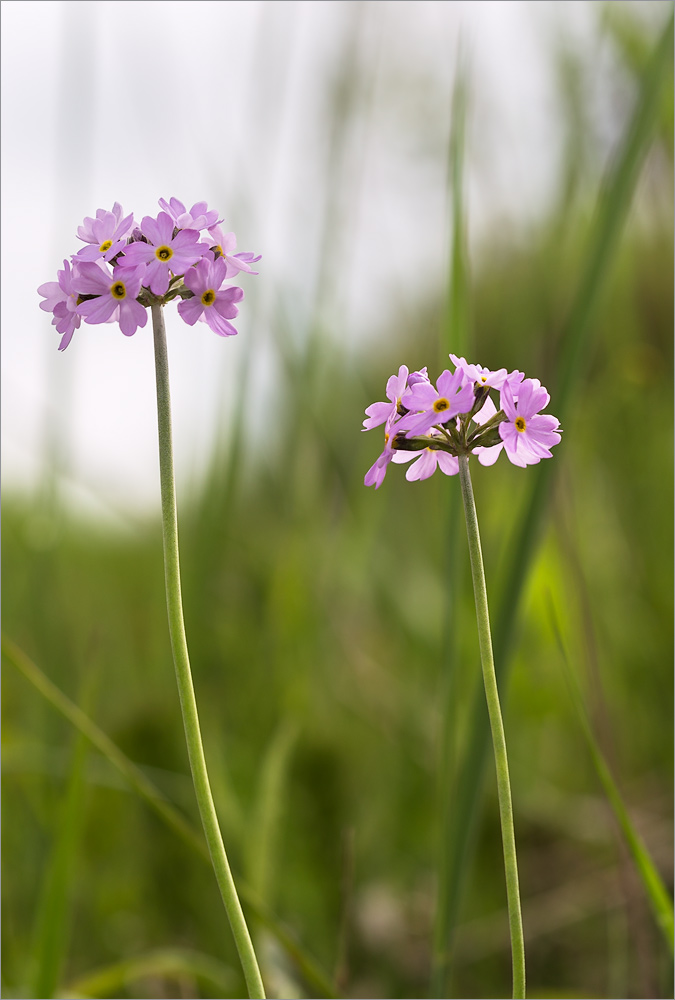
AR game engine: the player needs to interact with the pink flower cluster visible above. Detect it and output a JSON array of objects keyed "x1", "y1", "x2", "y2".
[
  {"x1": 363, "y1": 355, "x2": 561, "y2": 488},
  {"x1": 38, "y1": 200, "x2": 260, "y2": 350}
]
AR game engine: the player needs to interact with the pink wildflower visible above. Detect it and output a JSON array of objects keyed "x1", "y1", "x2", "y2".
[
  {"x1": 121, "y1": 212, "x2": 209, "y2": 296},
  {"x1": 402, "y1": 368, "x2": 475, "y2": 436},
  {"x1": 499, "y1": 379, "x2": 561, "y2": 467},
  {"x1": 75, "y1": 262, "x2": 148, "y2": 337},
  {"x1": 177, "y1": 256, "x2": 244, "y2": 337}
]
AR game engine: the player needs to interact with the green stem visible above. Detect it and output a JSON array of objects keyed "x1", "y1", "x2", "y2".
[
  {"x1": 151, "y1": 304, "x2": 265, "y2": 1000},
  {"x1": 458, "y1": 455, "x2": 525, "y2": 999}
]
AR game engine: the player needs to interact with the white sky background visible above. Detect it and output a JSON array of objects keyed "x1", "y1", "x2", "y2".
[{"x1": 1, "y1": 0, "x2": 665, "y2": 519}]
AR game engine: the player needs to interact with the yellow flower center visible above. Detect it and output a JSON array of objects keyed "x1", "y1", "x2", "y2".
[
  {"x1": 156, "y1": 245, "x2": 173, "y2": 262},
  {"x1": 433, "y1": 398, "x2": 450, "y2": 413},
  {"x1": 99, "y1": 239, "x2": 113, "y2": 253},
  {"x1": 515, "y1": 416, "x2": 527, "y2": 433},
  {"x1": 201, "y1": 289, "x2": 216, "y2": 307},
  {"x1": 111, "y1": 282, "x2": 126, "y2": 300}
]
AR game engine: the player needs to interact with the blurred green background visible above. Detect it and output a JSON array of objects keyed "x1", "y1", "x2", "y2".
[{"x1": 2, "y1": 2, "x2": 673, "y2": 998}]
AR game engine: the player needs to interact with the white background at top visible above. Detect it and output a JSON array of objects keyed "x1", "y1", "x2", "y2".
[{"x1": 1, "y1": 0, "x2": 661, "y2": 517}]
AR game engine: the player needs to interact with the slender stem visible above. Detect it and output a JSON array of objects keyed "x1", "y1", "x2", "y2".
[
  {"x1": 151, "y1": 304, "x2": 265, "y2": 1000},
  {"x1": 457, "y1": 455, "x2": 526, "y2": 999}
]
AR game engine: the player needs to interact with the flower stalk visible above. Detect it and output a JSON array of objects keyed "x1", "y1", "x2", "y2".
[
  {"x1": 151, "y1": 303, "x2": 265, "y2": 1000},
  {"x1": 457, "y1": 454, "x2": 526, "y2": 1000}
]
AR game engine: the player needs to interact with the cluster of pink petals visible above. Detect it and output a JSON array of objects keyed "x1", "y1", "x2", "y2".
[
  {"x1": 207, "y1": 225, "x2": 262, "y2": 277},
  {"x1": 177, "y1": 257, "x2": 244, "y2": 338},
  {"x1": 76, "y1": 202, "x2": 135, "y2": 262},
  {"x1": 363, "y1": 357, "x2": 561, "y2": 488},
  {"x1": 121, "y1": 212, "x2": 208, "y2": 296},
  {"x1": 38, "y1": 199, "x2": 260, "y2": 350}
]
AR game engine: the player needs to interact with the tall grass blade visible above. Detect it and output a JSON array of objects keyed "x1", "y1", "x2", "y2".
[
  {"x1": 59, "y1": 947, "x2": 236, "y2": 999},
  {"x1": 549, "y1": 603, "x2": 674, "y2": 955},
  {"x1": 28, "y1": 684, "x2": 90, "y2": 998}
]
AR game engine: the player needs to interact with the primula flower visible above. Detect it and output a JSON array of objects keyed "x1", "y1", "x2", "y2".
[
  {"x1": 364, "y1": 412, "x2": 410, "y2": 489},
  {"x1": 402, "y1": 368, "x2": 475, "y2": 436},
  {"x1": 363, "y1": 360, "x2": 561, "y2": 486},
  {"x1": 362, "y1": 365, "x2": 411, "y2": 431},
  {"x1": 158, "y1": 197, "x2": 221, "y2": 232},
  {"x1": 450, "y1": 354, "x2": 523, "y2": 393},
  {"x1": 41, "y1": 199, "x2": 259, "y2": 349},
  {"x1": 177, "y1": 256, "x2": 244, "y2": 337},
  {"x1": 207, "y1": 224, "x2": 261, "y2": 277},
  {"x1": 75, "y1": 203, "x2": 135, "y2": 262},
  {"x1": 75, "y1": 262, "x2": 148, "y2": 337},
  {"x1": 396, "y1": 436, "x2": 460, "y2": 482},
  {"x1": 499, "y1": 378, "x2": 561, "y2": 467},
  {"x1": 121, "y1": 212, "x2": 209, "y2": 296},
  {"x1": 38, "y1": 258, "x2": 84, "y2": 351}
]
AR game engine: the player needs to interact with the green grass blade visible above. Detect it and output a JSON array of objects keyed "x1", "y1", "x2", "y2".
[
  {"x1": 549, "y1": 604, "x2": 674, "y2": 954},
  {"x1": 439, "y1": 7, "x2": 674, "y2": 978},
  {"x1": 248, "y1": 720, "x2": 298, "y2": 901},
  {"x1": 2, "y1": 634, "x2": 339, "y2": 1000},
  {"x1": 28, "y1": 685, "x2": 90, "y2": 998},
  {"x1": 58, "y1": 947, "x2": 236, "y2": 999}
]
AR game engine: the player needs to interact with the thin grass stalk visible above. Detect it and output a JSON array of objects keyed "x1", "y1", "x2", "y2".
[
  {"x1": 438, "y1": 11, "x2": 674, "y2": 970},
  {"x1": 28, "y1": 691, "x2": 89, "y2": 998},
  {"x1": 458, "y1": 455, "x2": 525, "y2": 999},
  {"x1": 151, "y1": 304, "x2": 265, "y2": 1000},
  {"x1": 60, "y1": 947, "x2": 236, "y2": 1000},
  {"x1": 549, "y1": 606, "x2": 674, "y2": 953}
]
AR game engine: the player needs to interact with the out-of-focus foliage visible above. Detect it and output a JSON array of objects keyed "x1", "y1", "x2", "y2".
[{"x1": 2, "y1": 3, "x2": 672, "y2": 998}]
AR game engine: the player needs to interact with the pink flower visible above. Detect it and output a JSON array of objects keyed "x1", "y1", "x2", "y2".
[
  {"x1": 396, "y1": 438, "x2": 460, "y2": 482},
  {"x1": 75, "y1": 203, "x2": 135, "y2": 262},
  {"x1": 121, "y1": 212, "x2": 209, "y2": 296},
  {"x1": 362, "y1": 365, "x2": 411, "y2": 431},
  {"x1": 207, "y1": 224, "x2": 261, "y2": 277},
  {"x1": 450, "y1": 354, "x2": 523, "y2": 393},
  {"x1": 402, "y1": 368, "x2": 475, "y2": 436},
  {"x1": 499, "y1": 379, "x2": 561, "y2": 467},
  {"x1": 177, "y1": 256, "x2": 244, "y2": 337},
  {"x1": 158, "y1": 197, "x2": 221, "y2": 232},
  {"x1": 75, "y1": 262, "x2": 148, "y2": 337},
  {"x1": 364, "y1": 413, "x2": 401, "y2": 489},
  {"x1": 38, "y1": 259, "x2": 83, "y2": 351}
]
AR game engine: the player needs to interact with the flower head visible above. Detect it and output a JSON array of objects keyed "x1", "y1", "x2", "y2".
[
  {"x1": 41, "y1": 199, "x2": 258, "y2": 349},
  {"x1": 450, "y1": 354, "x2": 523, "y2": 393},
  {"x1": 362, "y1": 360, "x2": 561, "y2": 486},
  {"x1": 121, "y1": 212, "x2": 209, "y2": 295},
  {"x1": 364, "y1": 412, "x2": 413, "y2": 489},
  {"x1": 38, "y1": 258, "x2": 83, "y2": 350},
  {"x1": 177, "y1": 256, "x2": 244, "y2": 337},
  {"x1": 75, "y1": 262, "x2": 148, "y2": 337},
  {"x1": 395, "y1": 435, "x2": 460, "y2": 482},
  {"x1": 402, "y1": 367, "x2": 475, "y2": 437},
  {"x1": 207, "y1": 224, "x2": 261, "y2": 277},
  {"x1": 362, "y1": 365, "x2": 412, "y2": 431},
  {"x1": 158, "y1": 197, "x2": 221, "y2": 232},
  {"x1": 75, "y1": 203, "x2": 135, "y2": 262},
  {"x1": 498, "y1": 379, "x2": 562, "y2": 467}
]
